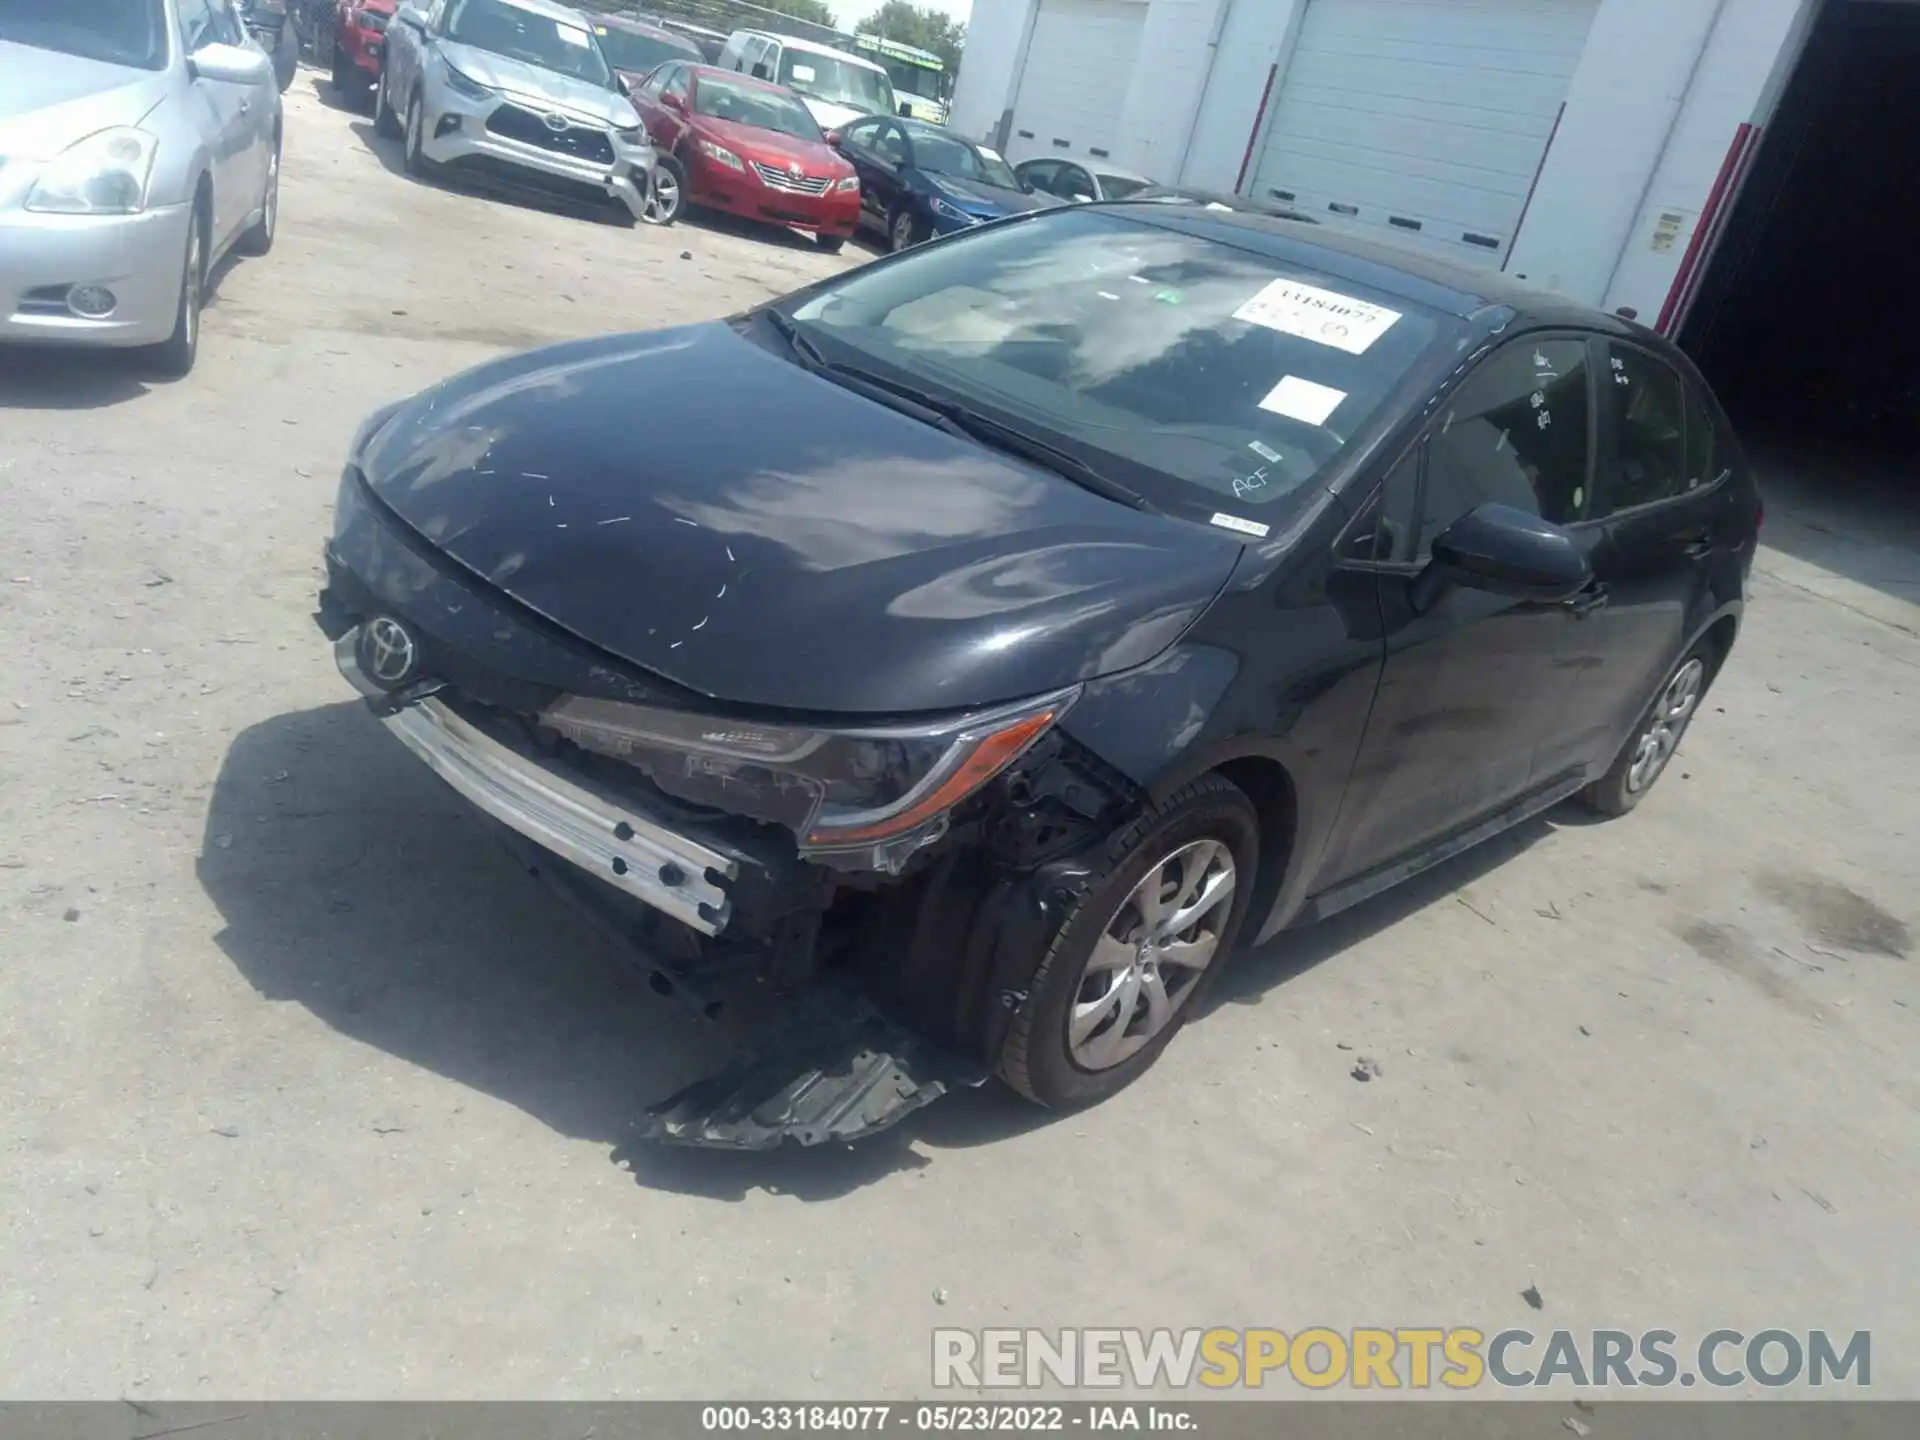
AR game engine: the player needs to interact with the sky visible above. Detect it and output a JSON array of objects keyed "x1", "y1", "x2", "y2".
[{"x1": 832, "y1": 0, "x2": 973, "y2": 29}]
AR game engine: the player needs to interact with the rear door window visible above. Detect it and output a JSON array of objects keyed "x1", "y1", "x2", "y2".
[{"x1": 1595, "y1": 343, "x2": 1688, "y2": 516}]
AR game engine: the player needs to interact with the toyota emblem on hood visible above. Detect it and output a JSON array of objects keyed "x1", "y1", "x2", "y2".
[{"x1": 543, "y1": 112, "x2": 570, "y2": 133}]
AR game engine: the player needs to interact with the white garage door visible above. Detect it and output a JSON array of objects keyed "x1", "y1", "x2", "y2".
[
  {"x1": 1248, "y1": 0, "x2": 1600, "y2": 266},
  {"x1": 1006, "y1": 0, "x2": 1148, "y2": 165}
]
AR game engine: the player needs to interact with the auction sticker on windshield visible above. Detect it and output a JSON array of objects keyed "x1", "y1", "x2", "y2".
[
  {"x1": 1235, "y1": 279, "x2": 1401, "y2": 355},
  {"x1": 1260, "y1": 375, "x2": 1347, "y2": 426},
  {"x1": 791, "y1": 63, "x2": 816, "y2": 82},
  {"x1": 557, "y1": 25, "x2": 589, "y2": 46}
]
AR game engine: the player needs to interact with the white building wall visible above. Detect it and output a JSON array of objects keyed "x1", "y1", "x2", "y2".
[
  {"x1": 1178, "y1": 0, "x2": 1307, "y2": 191},
  {"x1": 1597, "y1": 0, "x2": 1820, "y2": 326},
  {"x1": 949, "y1": 0, "x2": 1038, "y2": 145}
]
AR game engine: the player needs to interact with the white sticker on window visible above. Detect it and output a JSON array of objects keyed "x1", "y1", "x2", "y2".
[
  {"x1": 1248, "y1": 440, "x2": 1283, "y2": 464},
  {"x1": 556, "y1": 25, "x2": 590, "y2": 47},
  {"x1": 1210, "y1": 512, "x2": 1270, "y2": 538},
  {"x1": 978, "y1": 146, "x2": 1004, "y2": 163},
  {"x1": 1259, "y1": 376, "x2": 1347, "y2": 426},
  {"x1": 790, "y1": 63, "x2": 816, "y2": 82},
  {"x1": 1235, "y1": 280, "x2": 1401, "y2": 355}
]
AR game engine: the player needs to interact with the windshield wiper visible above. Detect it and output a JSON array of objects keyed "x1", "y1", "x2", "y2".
[{"x1": 763, "y1": 311, "x2": 1152, "y2": 513}]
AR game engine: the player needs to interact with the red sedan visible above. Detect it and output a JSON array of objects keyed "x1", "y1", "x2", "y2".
[
  {"x1": 327, "y1": 0, "x2": 396, "y2": 105},
  {"x1": 629, "y1": 63, "x2": 860, "y2": 252}
]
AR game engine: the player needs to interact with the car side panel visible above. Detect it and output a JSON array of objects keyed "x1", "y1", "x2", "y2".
[{"x1": 1062, "y1": 496, "x2": 1389, "y2": 947}]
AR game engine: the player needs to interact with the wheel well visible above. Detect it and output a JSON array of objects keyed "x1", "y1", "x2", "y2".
[
  {"x1": 1212, "y1": 756, "x2": 1297, "y2": 933},
  {"x1": 1702, "y1": 614, "x2": 1738, "y2": 683}
]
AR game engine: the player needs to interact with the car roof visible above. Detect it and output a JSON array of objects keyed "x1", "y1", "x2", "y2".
[
  {"x1": 1095, "y1": 201, "x2": 1616, "y2": 327},
  {"x1": 492, "y1": 0, "x2": 593, "y2": 27},
  {"x1": 731, "y1": 29, "x2": 889, "y2": 72},
  {"x1": 594, "y1": 13, "x2": 694, "y2": 39},
  {"x1": 685, "y1": 63, "x2": 795, "y2": 96}
]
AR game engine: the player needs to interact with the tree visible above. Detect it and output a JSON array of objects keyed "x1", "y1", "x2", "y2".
[{"x1": 855, "y1": 1, "x2": 965, "y2": 73}]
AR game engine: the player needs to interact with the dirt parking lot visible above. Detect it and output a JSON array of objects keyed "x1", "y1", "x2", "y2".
[{"x1": 1, "y1": 76, "x2": 1916, "y2": 1401}]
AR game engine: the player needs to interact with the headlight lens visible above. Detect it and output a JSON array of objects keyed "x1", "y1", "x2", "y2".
[
  {"x1": 929, "y1": 195, "x2": 981, "y2": 225},
  {"x1": 25, "y1": 127, "x2": 158, "y2": 215},
  {"x1": 698, "y1": 138, "x2": 744, "y2": 171},
  {"x1": 616, "y1": 125, "x2": 647, "y2": 146},
  {"x1": 441, "y1": 59, "x2": 493, "y2": 99},
  {"x1": 541, "y1": 688, "x2": 1077, "y2": 871},
  {"x1": 835, "y1": 175, "x2": 860, "y2": 193}
]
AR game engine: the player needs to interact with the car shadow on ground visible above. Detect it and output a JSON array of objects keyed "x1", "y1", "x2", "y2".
[
  {"x1": 343, "y1": 120, "x2": 635, "y2": 227},
  {"x1": 309, "y1": 72, "x2": 374, "y2": 116},
  {"x1": 202, "y1": 700, "x2": 1578, "y2": 1201},
  {"x1": 679, "y1": 204, "x2": 844, "y2": 257}
]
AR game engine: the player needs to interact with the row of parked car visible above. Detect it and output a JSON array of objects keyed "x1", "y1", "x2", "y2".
[{"x1": 335, "y1": 0, "x2": 1297, "y2": 253}]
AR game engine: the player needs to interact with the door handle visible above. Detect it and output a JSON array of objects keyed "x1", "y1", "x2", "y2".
[
  {"x1": 240, "y1": 99, "x2": 251, "y2": 114},
  {"x1": 1683, "y1": 536, "x2": 1714, "y2": 560},
  {"x1": 1563, "y1": 581, "x2": 1609, "y2": 618}
]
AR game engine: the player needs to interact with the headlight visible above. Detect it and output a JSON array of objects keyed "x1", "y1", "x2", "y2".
[
  {"x1": 540, "y1": 688, "x2": 1077, "y2": 872},
  {"x1": 929, "y1": 195, "x2": 981, "y2": 225},
  {"x1": 698, "y1": 138, "x2": 744, "y2": 171},
  {"x1": 25, "y1": 127, "x2": 158, "y2": 216},
  {"x1": 441, "y1": 59, "x2": 493, "y2": 100},
  {"x1": 835, "y1": 175, "x2": 860, "y2": 193},
  {"x1": 616, "y1": 126, "x2": 647, "y2": 146}
]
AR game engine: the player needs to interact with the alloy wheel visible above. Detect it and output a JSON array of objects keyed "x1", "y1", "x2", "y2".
[
  {"x1": 642, "y1": 165, "x2": 681, "y2": 225},
  {"x1": 183, "y1": 219, "x2": 203, "y2": 351},
  {"x1": 406, "y1": 96, "x2": 424, "y2": 168},
  {"x1": 1626, "y1": 656, "x2": 1705, "y2": 794},
  {"x1": 263, "y1": 147, "x2": 280, "y2": 241},
  {"x1": 891, "y1": 211, "x2": 915, "y2": 251},
  {"x1": 1068, "y1": 838, "x2": 1236, "y2": 1072}
]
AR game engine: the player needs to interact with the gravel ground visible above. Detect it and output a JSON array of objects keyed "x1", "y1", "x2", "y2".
[{"x1": 1, "y1": 75, "x2": 1914, "y2": 1401}]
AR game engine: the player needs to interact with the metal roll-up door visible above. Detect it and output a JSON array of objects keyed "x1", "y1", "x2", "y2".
[
  {"x1": 1249, "y1": 0, "x2": 1601, "y2": 266},
  {"x1": 1006, "y1": 0, "x2": 1149, "y2": 165}
]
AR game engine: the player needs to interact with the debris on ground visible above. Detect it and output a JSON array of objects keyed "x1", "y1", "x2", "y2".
[
  {"x1": 932, "y1": 1288, "x2": 948, "y2": 1305},
  {"x1": 1522, "y1": 1284, "x2": 1544, "y2": 1310},
  {"x1": 210, "y1": 1126, "x2": 240, "y2": 1139},
  {"x1": 1563, "y1": 1418, "x2": 1592, "y2": 1437},
  {"x1": 62, "y1": 908, "x2": 80, "y2": 922},
  {"x1": 1350, "y1": 1057, "x2": 1382, "y2": 1081}
]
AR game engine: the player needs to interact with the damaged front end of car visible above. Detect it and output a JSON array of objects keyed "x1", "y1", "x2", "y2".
[{"x1": 316, "y1": 462, "x2": 1147, "y2": 1150}]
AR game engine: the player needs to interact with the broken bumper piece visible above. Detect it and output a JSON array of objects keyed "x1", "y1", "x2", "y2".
[
  {"x1": 380, "y1": 693, "x2": 736, "y2": 936},
  {"x1": 638, "y1": 983, "x2": 988, "y2": 1149}
]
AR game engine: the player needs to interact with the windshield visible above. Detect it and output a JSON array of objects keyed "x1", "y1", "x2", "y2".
[
  {"x1": 1099, "y1": 174, "x2": 1149, "y2": 200},
  {"x1": 887, "y1": 62, "x2": 945, "y2": 100},
  {"x1": 0, "y1": 0, "x2": 167, "y2": 69},
  {"x1": 906, "y1": 127, "x2": 1019, "y2": 189},
  {"x1": 787, "y1": 209, "x2": 1446, "y2": 525},
  {"x1": 778, "y1": 51, "x2": 893, "y2": 114},
  {"x1": 694, "y1": 75, "x2": 823, "y2": 141},
  {"x1": 446, "y1": 0, "x2": 611, "y2": 86},
  {"x1": 592, "y1": 23, "x2": 696, "y2": 76}
]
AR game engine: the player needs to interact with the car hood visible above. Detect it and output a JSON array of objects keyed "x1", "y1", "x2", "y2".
[
  {"x1": 439, "y1": 41, "x2": 636, "y2": 127},
  {"x1": 356, "y1": 323, "x2": 1242, "y2": 715},
  {"x1": 700, "y1": 116, "x2": 844, "y2": 174},
  {"x1": 0, "y1": 41, "x2": 168, "y2": 161},
  {"x1": 795, "y1": 95, "x2": 870, "y2": 133},
  {"x1": 926, "y1": 174, "x2": 1055, "y2": 216}
]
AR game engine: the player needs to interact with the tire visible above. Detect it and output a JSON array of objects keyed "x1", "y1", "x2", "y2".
[
  {"x1": 402, "y1": 91, "x2": 436, "y2": 180},
  {"x1": 331, "y1": 44, "x2": 365, "y2": 103},
  {"x1": 889, "y1": 206, "x2": 922, "y2": 252},
  {"x1": 272, "y1": 26, "x2": 298, "y2": 93},
  {"x1": 1579, "y1": 639, "x2": 1716, "y2": 817},
  {"x1": 147, "y1": 202, "x2": 207, "y2": 380},
  {"x1": 998, "y1": 774, "x2": 1260, "y2": 1110},
  {"x1": 234, "y1": 141, "x2": 280, "y2": 257},
  {"x1": 641, "y1": 155, "x2": 685, "y2": 226},
  {"x1": 374, "y1": 66, "x2": 402, "y2": 138},
  {"x1": 814, "y1": 233, "x2": 846, "y2": 254}
]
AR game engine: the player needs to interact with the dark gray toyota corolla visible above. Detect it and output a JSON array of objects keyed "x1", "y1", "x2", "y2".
[{"x1": 317, "y1": 204, "x2": 1759, "y2": 1147}]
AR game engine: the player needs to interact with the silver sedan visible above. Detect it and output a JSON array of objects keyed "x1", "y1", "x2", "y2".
[
  {"x1": 0, "y1": 0, "x2": 283, "y2": 376},
  {"x1": 375, "y1": 0, "x2": 665, "y2": 223}
]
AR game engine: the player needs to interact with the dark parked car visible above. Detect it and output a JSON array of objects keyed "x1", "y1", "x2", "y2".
[
  {"x1": 830, "y1": 116, "x2": 1055, "y2": 251},
  {"x1": 589, "y1": 10, "x2": 701, "y2": 92},
  {"x1": 317, "y1": 205, "x2": 1758, "y2": 1146}
]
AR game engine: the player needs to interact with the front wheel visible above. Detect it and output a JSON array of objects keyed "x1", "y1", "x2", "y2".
[
  {"x1": 998, "y1": 775, "x2": 1259, "y2": 1110},
  {"x1": 1580, "y1": 640, "x2": 1715, "y2": 816},
  {"x1": 147, "y1": 204, "x2": 207, "y2": 379},
  {"x1": 374, "y1": 66, "x2": 402, "y2": 138},
  {"x1": 889, "y1": 207, "x2": 921, "y2": 252},
  {"x1": 641, "y1": 155, "x2": 684, "y2": 226},
  {"x1": 814, "y1": 232, "x2": 846, "y2": 254},
  {"x1": 403, "y1": 91, "x2": 436, "y2": 179},
  {"x1": 234, "y1": 141, "x2": 280, "y2": 257}
]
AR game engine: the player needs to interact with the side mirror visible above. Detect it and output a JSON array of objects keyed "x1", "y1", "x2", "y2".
[
  {"x1": 1068, "y1": 190, "x2": 1093, "y2": 203},
  {"x1": 661, "y1": 90, "x2": 685, "y2": 112},
  {"x1": 897, "y1": 102, "x2": 911, "y2": 117},
  {"x1": 750, "y1": 63, "x2": 771, "y2": 80},
  {"x1": 1411, "y1": 503, "x2": 1590, "y2": 612},
  {"x1": 394, "y1": 3, "x2": 426, "y2": 31},
  {"x1": 616, "y1": 75, "x2": 632, "y2": 96},
  {"x1": 189, "y1": 41, "x2": 273, "y2": 86},
  {"x1": 823, "y1": 129, "x2": 841, "y2": 147}
]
